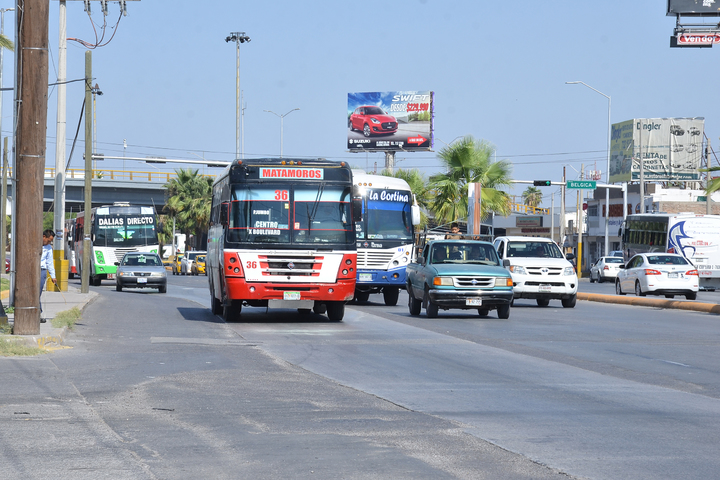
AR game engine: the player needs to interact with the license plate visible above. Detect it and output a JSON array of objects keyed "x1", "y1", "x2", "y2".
[
  {"x1": 284, "y1": 291, "x2": 301, "y2": 301},
  {"x1": 539, "y1": 285, "x2": 551, "y2": 293},
  {"x1": 668, "y1": 272, "x2": 678, "y2": 278},
  {"x1": 466, "y1": 298, "x2": 483, "y2": 306},
  {"x1": 359, "y1": 273, "x2": 373, "y2": 282},
  {"x1": 107, "y1": 274, "x2": 115, "y2": 280},
  {"x1": 137, "y1": 277, "x2": 147, "y2": 284}
]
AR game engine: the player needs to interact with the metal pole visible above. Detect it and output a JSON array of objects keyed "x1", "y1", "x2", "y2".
[
  {"x1": 550, "y1": 192, "x2": 555, "y2": 243},
  {"x1": 235, "y1": 38, "x2": 239, "y2": 159},
  {"x1": 604, "y1": 97, "x2": 611, "y2": 255},
  {"x1": 280, "y1": 114, "x2": 283, "y2": 158},
  {"x1": 81, "y1": 51, "x2": 92, "y2": 294},
  {"x1": 577, "y1": 164, "x2": 583, "y2": 277},
  {"x1": 707, "y1": 139, "x2": 712, "y2": 214},
  {"x1": 639, "y1": 119, "x2": 644, "y2": 215},
  {"x1": 560, "y1": 167, "x2": 566, "y2": 248}
]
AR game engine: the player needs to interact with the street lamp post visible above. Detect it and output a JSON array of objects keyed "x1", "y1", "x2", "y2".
[
  {"x1": 225, "y1": 32, "x2": 250, "y2": 159},
  {"x1": 264, "y1": 108, "x2": 300, "y2": 158},
  {"x1": 565, "y1": 81, "x2": 612, "y2": 256}
]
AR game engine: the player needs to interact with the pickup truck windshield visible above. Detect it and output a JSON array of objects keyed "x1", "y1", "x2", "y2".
[
  {"x1": 431, "y1": 243, "x2": 500, "y2": 265},
  {"x1": 507, "y1": 241, "x2": 563, "y2": 259}
]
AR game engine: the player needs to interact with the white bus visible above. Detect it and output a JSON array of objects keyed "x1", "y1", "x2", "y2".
[
  {"x1": 352, "y1": 172, "x2": 420, "y2": 305},
  {"x1": 620, "y1": 213, "x2": 720, "y2": 290},
  {"x1": 67, "y1": 203, "x2": 160, "y2": 285}
]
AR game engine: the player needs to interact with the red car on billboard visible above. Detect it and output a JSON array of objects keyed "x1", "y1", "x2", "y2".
[{"x1": 349, "y1": 106, "x2": 398, "y2": 137}]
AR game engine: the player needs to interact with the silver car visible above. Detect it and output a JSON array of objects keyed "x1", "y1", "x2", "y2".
[
  {"x1": 115, "y1": 252, "x2": 167, "y2": 293},
  {"x1": 589, "y1": 256, "x2": 624, "y2": 283}
]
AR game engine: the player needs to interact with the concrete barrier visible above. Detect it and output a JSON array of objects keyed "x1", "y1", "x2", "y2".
[{"x1": 578, "y1": 292, "x2": 720, "y2": 314}]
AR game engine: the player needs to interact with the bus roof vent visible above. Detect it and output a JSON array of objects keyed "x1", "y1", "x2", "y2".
[{"x1": 113, "y1": 202, "x2": 131, "y2": 206}]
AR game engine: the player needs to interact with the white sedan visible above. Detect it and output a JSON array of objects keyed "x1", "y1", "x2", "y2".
[
  {"x1": 589, "y1": 256, "x2": 625, "y2": 283},
  {"x1": 615, "y1": 253, "x2": 699, "y2": 300}
]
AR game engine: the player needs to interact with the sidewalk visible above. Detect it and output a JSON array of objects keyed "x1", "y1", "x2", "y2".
[{"x1": 0, "y1": 283, "x2": 98, "y2": 349}]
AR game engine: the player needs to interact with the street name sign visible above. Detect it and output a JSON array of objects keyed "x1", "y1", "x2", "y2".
[{"x1": 566, "y1": 180, "x2": 596, "y2": 189}]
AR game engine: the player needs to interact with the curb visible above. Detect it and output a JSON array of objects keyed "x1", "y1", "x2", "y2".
[{"x1": 578, "y1": 292, "x2": 720, "y2": 314}]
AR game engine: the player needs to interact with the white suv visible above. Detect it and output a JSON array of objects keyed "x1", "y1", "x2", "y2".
[{"x1": 493, "y1": 236, "x2": 578, "y2": 308}]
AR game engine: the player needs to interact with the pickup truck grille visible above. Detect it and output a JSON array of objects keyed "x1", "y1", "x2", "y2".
[
  {"x1": 526, "y1": 266, "x2": 563, "y2": 275},
  {"x1": 453, "y1": 276, "x2": 495, "y2": 288}
]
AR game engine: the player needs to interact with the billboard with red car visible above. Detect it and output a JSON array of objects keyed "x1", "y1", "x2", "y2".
[{"x1": 347, "y1": 91, "x2": 434, "y2": 152}]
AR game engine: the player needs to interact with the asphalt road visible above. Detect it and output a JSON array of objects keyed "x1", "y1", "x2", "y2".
[{"x1": 3, "y1": 273, "x2": 720, "y2": 479}]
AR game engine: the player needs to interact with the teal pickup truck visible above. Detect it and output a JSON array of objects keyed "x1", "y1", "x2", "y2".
[{"x1": 406, "y1": 240, "x2": 514, "y2": 319}]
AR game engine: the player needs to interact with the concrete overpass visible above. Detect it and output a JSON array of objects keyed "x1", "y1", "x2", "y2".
[{"x1": 6, "y1": 168, "x2": 204, "y2": 214}]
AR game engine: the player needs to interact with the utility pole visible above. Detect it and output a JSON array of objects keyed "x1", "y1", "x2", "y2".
[
  {"x1": 385, "y1": 151, "x2": 395, "y2": 174},
  {"x1": 53, "y1": 0, "x2": 67, "y2": 289},
  {"x1": 81, "y1": 50, "x2": 92, "y2": 294},
  {"x1": 707, "y1": 138, "x2": 712, "y2": 215},
  {"x1": 577, "y1": 164, "x2": 583, "y2": 277},
  {"x1": 14, "y1": 0, "x2": 50, "y2": 335},
  {"x1": 560, "y1": 167, "x2": 566, "y2": 249},
  {"x1": 1, "y1": 138, "x2": 8, "y2": 277}
]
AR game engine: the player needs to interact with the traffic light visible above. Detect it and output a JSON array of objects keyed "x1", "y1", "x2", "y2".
[{"x1": 533, "y1": 180, "x2": 552, "y2": 186}]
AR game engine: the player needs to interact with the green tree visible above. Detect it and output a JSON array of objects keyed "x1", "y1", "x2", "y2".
[
  {"x1": 521, "y1": 186, "x2": 543, "y2": 208},
  {"x1": 0, "y1": 34, "x2": 14, "y2": 52},
  {"x1": 428, "y1": 136, "x2": 512, "y2": 224},
  {"x1": 381, "y1": 168, "x2": 431, "y2": 227},
  {"x1": 164, "y1": 168, "x2": 213, "y2": 249}
]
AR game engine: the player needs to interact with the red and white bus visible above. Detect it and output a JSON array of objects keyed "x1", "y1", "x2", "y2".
[{"x1": 207, "y1": 158, "x2": 359, "y2": 321}]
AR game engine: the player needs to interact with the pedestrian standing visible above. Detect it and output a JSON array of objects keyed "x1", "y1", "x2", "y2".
[{"x1": 40, "y1": 229, "x2": 57, "y2": 323}]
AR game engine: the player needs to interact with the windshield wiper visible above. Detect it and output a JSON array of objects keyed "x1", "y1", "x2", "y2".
[{"x1": 307, "y1": 184, "x2": 325, "y2": 234}]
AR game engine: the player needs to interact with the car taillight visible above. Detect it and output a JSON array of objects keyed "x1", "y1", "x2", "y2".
[
  {"x1": 644, "y1": 269, "x2": 662, "y2": 275},
  {"x1": 686, "y1": 269, "x2": 699, "y2": 276},
  {"x1": 603, "y1": 265, "x2": 609, "y2": 270},
  {"x1": 224, "y1": 252, "x2": 244, "y2": 277}
]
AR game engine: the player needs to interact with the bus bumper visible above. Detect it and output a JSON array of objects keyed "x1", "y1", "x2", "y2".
[
  {"x1": 356, "y1": 268, "x2": 407, "y2": 291},
  {"x1": 225, "y1": 277, "x2": 356, "y2": 304}
]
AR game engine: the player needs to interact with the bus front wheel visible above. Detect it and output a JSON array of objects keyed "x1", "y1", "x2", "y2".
[
  {"x1": 223, "y1": 301, "x2": 242, "y2": 322},
  {"x1": 326, "y1": 302, "x2": 345, "y2": 321},
  {"x1": 383, "y1": 287, "x2": 399, "y2": 306}
]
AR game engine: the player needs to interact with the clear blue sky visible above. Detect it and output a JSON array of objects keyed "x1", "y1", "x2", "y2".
[{"x1": 0, "y1": 0, "x2": 716, "y2": 208}]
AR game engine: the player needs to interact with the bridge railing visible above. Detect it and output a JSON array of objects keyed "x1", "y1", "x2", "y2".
[
  {"x1": 41, "y1": 168, "x2": 215, "y2": 182},
  {"x1": 510, "y1": 203, "x2": 550, "y2": 215}
]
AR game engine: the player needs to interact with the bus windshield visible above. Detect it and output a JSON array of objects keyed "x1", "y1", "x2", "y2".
[
  {"x1": 356, "y1": 188, "x2": 413, "y2": 241},
  {"x1": 228, "y1": 184, "x2": 353, "y2": 245},
  {"x1": 93, "y1": 215, "x2": 157, "y2": 247}
]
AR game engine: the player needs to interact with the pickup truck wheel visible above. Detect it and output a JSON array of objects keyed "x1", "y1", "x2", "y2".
[
  {"x1": 313, "y1": 302, "x2": 327, "y2": 314},
  {"x1": 408, "y1": 291, "x2": 421, "y2": 316},
  {"x1": 383, "y1": 287, "x2": 399, "y2": 306},
  {"x1": 561, "y1": 294, "x2": 577, "y2": 308},
  {"x1": 536, "y1": 298, "x2": 550, "y2": 307},
  {"x1": 497, "y1": 303, "x2": 510, "y2": 319},
  {"x1": 477, "y1": 308, "x2": 489, "y2": 316},
  {"x1": 426, "y1": 301, "x2": 439, "y2": 318}
]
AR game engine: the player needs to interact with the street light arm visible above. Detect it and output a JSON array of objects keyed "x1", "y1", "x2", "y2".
[{"x1": 565, "y1": 81, "x2": 610, "y2": 101}]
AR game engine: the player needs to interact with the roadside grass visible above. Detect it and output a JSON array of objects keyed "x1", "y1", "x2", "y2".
[
  {"x1": 0, "y1": 338, "x2": 46, "y2": 356},
  {"x1": 51, "y1": 306, "x2": 82, "y2": 330}
]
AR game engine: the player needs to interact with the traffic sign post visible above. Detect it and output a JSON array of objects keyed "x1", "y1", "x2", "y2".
[{"x1": 566, "y1": 180, "x2": 596, "y2": 189}]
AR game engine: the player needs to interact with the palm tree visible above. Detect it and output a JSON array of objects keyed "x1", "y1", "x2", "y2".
[
  {"x1": 428, "y1": 135, "x2": 512, "y2": 225},
  {"x1": 164, "y1": 168, "x2": 213, "y2": 249},
  {"x1": 381, "y1": 168, "x2": 431, "y2": 227},
  {"x1": 522, "y1": 186, "x2": 543, "y2": 208},
  {"x1": 0, "y1": 34, "x2": 13, "y2": 52}
]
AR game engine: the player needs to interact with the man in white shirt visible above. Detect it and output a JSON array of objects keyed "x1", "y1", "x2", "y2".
[{"x1": 40, "y1": 229, "x2": 57, "y2": 323}]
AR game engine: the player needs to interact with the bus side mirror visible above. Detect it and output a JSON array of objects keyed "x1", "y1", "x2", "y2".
[
  {"x1": 411, "y1": 205, "x2": 421, "y2": 226},
  {"x1": 220, "y1": 203, "x2": 229, "y2": 226},
  {"x1": 352, "y1": 197, "x2": 362, "y2": 223}
]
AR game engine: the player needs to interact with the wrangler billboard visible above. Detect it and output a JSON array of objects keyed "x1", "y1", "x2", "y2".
[
  {"x1": 347, "y1": 91, "x2": 434, "y2": 152},
  {"x1": 609, "y1": 117, "x2": 704, "y2": 183}
]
